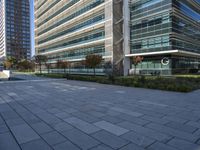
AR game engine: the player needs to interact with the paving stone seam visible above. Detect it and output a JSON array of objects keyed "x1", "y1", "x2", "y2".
[
  {"x1": 0, "y1": 103, "x2": 23, "y2": 150},
  {"x1": 1, "y1": 94, "x2": 54, "y2": 149}
]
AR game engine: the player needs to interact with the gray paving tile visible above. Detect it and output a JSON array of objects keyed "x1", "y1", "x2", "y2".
[
  {"x1": 141, "y1": 115, "x2": 169, "y2": 125},
  {"x1": 1, "y1": 76, "x2": 200, "y2": 150},
  {"x1": 31, "y1": 122, "x2": 53, "y2": 134},
  {"x1": 163, "y1": 116, "x2": 188, "y2": 124},
  {"x1": 194, "y1": 129, "x2": 200, "y2": 136},
  {"x1": 72, "y1": 111, "x2": 100, "y2": 123},
  {"x1": 64, "y1": 117, "x2": 100, "y2": 134},
  {"x1": 0, "y1": 116, "x2": 4, "y2": 125},
  {"x1": 10, "y1": 123, "x2": 40, "y2": 144},
  {"x1": 53, "y1": 140, "x2": 80, "y2": 150},
  {"x1": 165, "y1": 122, "x2": 197, "y2": 133},
  {"x1": 41, "y1": 131, "x2": 66, "y2": 146},
  {"x1": 146, "y1": 123, "x2": 199, "y2": 143},
  {"x1": 92, "y1": 130, "x2": 129, "y2": 149},
  {"x1": 90, "y1": 144, "x2": 113, "y2": 150},
  {"x1": 110, "y1": 107, "x2": 143, "y2": 117},
  {"x1": 106, "y1": 110, "x2": 121, "y2": 116},
  {"x1": 54, "y1": 112, "x2": 70, "y2": 119},
  {"x1": 175, "y1": 112, "x2": 200, "y2": 122},
  {"x1": 1, "y1": 111, "x2": 20, "y2": 120},
  {"x1": 21, "y1": 139, "x2": 52, "y2": 150},
  {"x1": 117, "y1": 121, "x2": 170, "y2": 142},
  {"x1": 36, "y1": 112, "x2": 62, "y2": 125},
  {"x1": 0, "y1": 123, "x2": 9, "y2": 134},
  {"x1": 19, "y1": 111, "x2": 41, "y2": 124},
  {"x1": 0, "y1": 104, "x2": 13, "y2": 113},
  {"x1": 86, "y1": 110, "x2": 106, "y2": 118},
  {"x1": 47, "y1": 108, "x2": 62, "y2": 114},
  {"x1": 62, "y1": 128, "x2": 100, "y2": 150},
  {"x1": 197, "y1": 139, "x2": 200, "y2": 145},
  {"x1": 119, "y1": 143, "x2": 145, "y2": 150},
  {"x1": 118, "y1": 114, "x2": 149, "y2": 126},
  {"x1": 63, "y1": 108, "x2": 77, "y2": 113},
  {"x1": 186, "y1": 121, "x2": 200, "y2": 128},
  {"x1": 147, "y1": 142, "x2": 177, "y2": 150},
  {"x1": 6, "y1": 118, "x2": 26, "y2": 127},
  {"x1": 121, "y1": 131, "x2": 155, "y2": 148},
  {"x1": 94, "y1": 121, "x2": 128, "y2": 136},
  {"x1": 101, "y1": 115, "x2": 123, "y2": 124},
  {"x1": 0, "y1": 132, "x2": 21, "y2": 150},
  {"x1": 52, "y1": 122, "x2": 73, "y2": 132},
  {"x1": 167, "y1": 138, "x2": 200, "y2": 150}
]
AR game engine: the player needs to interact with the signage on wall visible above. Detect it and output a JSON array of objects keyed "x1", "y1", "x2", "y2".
[{"x1": 161, "y1": 57, "x2": 170, "y2": 65}]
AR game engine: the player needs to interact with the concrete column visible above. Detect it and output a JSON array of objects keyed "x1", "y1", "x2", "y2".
[
  {"x1": 104, "y1": 0, "x2": 113, "y2": 62},
  {"x1": 123, "y1": 0, "x2": 131, "y2": 76}
]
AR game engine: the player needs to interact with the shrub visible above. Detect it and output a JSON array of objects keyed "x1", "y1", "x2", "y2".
[{"x1": 35, "y1": 73, "x2": 199, "y2": 92}]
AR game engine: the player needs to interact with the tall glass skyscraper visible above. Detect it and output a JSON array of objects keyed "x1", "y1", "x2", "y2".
[
  {"x1": 128, "y1": 0, "x2": 200, "y2": 75},
  {"x1": 0, "y1": 0, "x2": 31, "y2": 60}
]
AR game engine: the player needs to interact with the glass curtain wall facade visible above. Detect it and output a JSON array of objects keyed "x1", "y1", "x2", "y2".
[
  {"x1": 129, "y1": 0, "x2": 200, "y2": 75},
  {"x1": 35, "y1": 0, "x2": 119, "y2": 74},
  {"x1": 0, "y1": 0, "x2": 31, "y2": 60}
]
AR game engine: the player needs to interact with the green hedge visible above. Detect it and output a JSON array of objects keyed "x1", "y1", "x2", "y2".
[
  {"x1": 35, "y1": 73, "x2": 65, "y2": 78},
  {"x1": 36, "y1": 73, "x2": 200, "y2": 92}
]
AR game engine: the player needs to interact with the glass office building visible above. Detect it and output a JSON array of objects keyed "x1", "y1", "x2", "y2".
[
  {"x1": 0, "y1": 0, "x2": 6, "y2": 58},
  {"x1": 128, "y1": 0, "x2": 200, "y2": 75},
  {"x1": 35, "y1": 0, "x2": 200, "y2": 75},
  {"x1": 34, "y1": 0, "x2": 125, "y2": 75},
  {"x1": 0, "y1": 0, "x2": 31, "y2": 60}
]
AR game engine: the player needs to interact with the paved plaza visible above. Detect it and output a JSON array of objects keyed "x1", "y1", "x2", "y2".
[{"x1": 0, "y1": 76, "x2": 200, "y2": 150}]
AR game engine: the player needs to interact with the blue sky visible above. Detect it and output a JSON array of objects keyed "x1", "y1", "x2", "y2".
[{"x1": 30, "y1": 0, "x2": 35, "y2": 56}]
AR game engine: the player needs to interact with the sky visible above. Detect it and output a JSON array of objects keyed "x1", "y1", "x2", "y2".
[{"x1": 30, "y1": 0, "x2": 35, "y2": 56}]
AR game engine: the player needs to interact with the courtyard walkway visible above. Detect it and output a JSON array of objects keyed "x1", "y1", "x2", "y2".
[{"x1": 0, "y1": 75, "x2": 200, "y2": 150}]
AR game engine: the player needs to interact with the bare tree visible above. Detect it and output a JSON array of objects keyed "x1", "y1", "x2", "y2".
[
  {"x1": 85, "y1": 54, "x2": 102, "y2": 76},
  {"x1": 45, "y1": 63, "x2": 52, "y2": 74},
  {"x1": 34, "y1": 55, "x2": 48, "y2": 74},
  {"x1": 63, "y1": 61, "x2": 70, "y2": 73}
]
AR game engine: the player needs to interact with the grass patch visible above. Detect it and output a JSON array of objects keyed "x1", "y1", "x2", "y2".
[
  {"x1": 35, "y1": 73, "x2": 200, "y2": 92},
  {"x1": 175, "y1": 74, "x2": 200, "y2": 78}
]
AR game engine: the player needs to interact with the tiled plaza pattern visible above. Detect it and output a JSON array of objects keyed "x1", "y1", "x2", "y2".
[{"x1": 0, "y1": 76, "x2": 200, "y2": 150}]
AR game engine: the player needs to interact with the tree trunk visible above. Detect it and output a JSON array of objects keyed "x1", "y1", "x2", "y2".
[
  {"x1": 93, "y1": 68, "x2": 96, "y2": 77},
  {"x1": 134, "y1": 64, "x2": 136, "y2": 75},
  {"x1": 39, "y1": 64, "x2": 42, "y2": 74}
]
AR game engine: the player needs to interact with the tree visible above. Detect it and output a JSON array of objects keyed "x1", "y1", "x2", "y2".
[
  {"x1": 3, "y1": 57, "x2": 17, "y2": 69},
  {"x1": 85, "y1": 54, "x2": 102, "y2": 76},
  {"x1": 4, "y1": 59, "x2": 12, "y2": 70},
  {"x1": 56, "y1": 60, "x2": 62, "y2": 69},
  {"x1": 61, "y1": 61, "x2": 69, "y2": 73},
  {"x1": 132, "y1": 56, "x2": 144, "y2": 75},
  {"x1": 17, "y1": 59, "x2": 34, "y2": 71},
  {"x1": 45, "y1": 63, "x2": 51, "y2": 74},
  {"x1": 34, "y1": 55, "x2": 48, "y2": 74}
]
